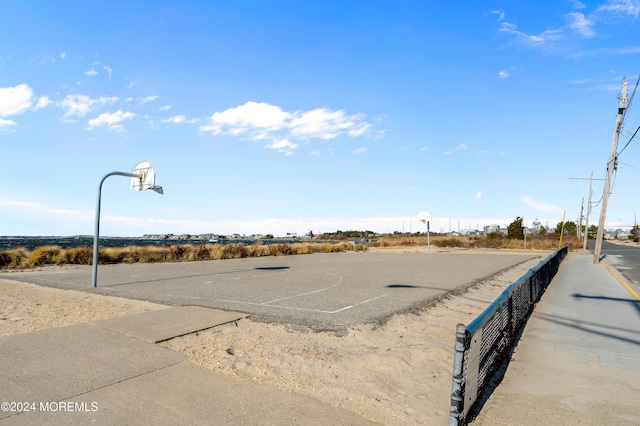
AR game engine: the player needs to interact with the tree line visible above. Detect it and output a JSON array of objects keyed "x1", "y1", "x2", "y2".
[{"x1": 506, "y1": 216, "x2": 595, "y2": 240}]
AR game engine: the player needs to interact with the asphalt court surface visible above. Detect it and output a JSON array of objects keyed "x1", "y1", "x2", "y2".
[{"x1": 1, "y1": 251, "x2": 540, "y2": 331}]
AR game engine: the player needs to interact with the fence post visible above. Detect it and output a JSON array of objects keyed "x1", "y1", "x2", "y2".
[{"x1": 449, "y1": 323, "x2": 467, "y2": 425}]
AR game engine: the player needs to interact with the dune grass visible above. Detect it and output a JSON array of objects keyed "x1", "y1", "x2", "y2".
[
  {"x1": 0, "y1": 241, "x2": 367, "y2": 269},
  {"x1": 371, "y1": 234, "x2": 582, "y2": 251},
  {"x1": 0, "y1": 234, "x2": 581, "y2": 270}
]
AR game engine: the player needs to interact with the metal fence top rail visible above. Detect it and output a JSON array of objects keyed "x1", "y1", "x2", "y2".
[{"x1": 465, "y1": 249, "x2": 560, "y2": 334}]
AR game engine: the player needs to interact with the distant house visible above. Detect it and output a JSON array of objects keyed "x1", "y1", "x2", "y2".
[
  {"x1": 616, "y1": 229, "x2": 631, "y2": 239},
  {"x1": 458, "y1": 229, "x2": 482, "y2": 236},
  {"x1": 483, "y1": 224, "x2": 501, "y2": 234}
]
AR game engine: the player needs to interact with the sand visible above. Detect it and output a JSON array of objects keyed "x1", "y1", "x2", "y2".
[{"x1": 0, "y1": 252, "x2": 544, "y2": 425}]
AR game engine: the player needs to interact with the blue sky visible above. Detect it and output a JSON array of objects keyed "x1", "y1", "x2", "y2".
[{"x1": 2, "y1": 1, "x2": 640, "y2": 237}]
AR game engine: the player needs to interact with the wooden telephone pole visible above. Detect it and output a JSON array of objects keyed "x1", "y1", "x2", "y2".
[
  {"x1": 583, "y1": 172, "x2": 593, "y2": 251},
  {"x1": 593, "y1": 78, "x2": 629, "y2": 263}
]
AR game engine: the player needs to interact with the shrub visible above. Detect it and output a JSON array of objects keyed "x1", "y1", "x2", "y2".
[
  {"x1": 221, "y1": 243, "x2": 248, "y2": 259},
  {"x1": 291, "y1": 243, "x2": 311, "y2": 255},
  {"x1": 65, "y1": 247, "x2": 93, "y2": 265},
  {"x1": 99, "y1": 248, "x2": 127, "y2": 264},
  {"x1": 192, "y1": 244, "x2": 212, "y2": 261},
  {"x1": 0, "y1": 251, "x2": 11, "y2": 268},
  {"x1": 269, "y1": 243, "x2": 292, "y2": 256},
  {"x1": 0, "y1": 248, "x2": 28, "y2": 268},
  {"x1": 433, "y1": 238, "x2": 466, "y2": 248},
  {"x1": 248, "y1": 242, "x2": 270, "y2": 257},
  {"x1": 24, "y1": 245, "x2": 64, "y2": 267},
  {"x1": 135, "y1": 246, "x2": 168, "y2": 263},
  {"x1": 167, "y1": 244, "x2": 188, "y2": 261}
]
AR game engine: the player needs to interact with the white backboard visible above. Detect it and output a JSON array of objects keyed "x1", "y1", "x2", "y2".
[
  {"x1": 130, "y1": 161, "x2": 155, "y2": 191},
  {"x1": 416, "y1": 211, "x2": 432, "y2": 224}
]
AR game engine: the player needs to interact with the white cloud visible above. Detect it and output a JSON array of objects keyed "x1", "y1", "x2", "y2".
[
  {"x1": 444, "y1": 143, "x2": 468, "y2": 155},
  {"x1": 500, "y1": 22, "x2": 564, "y2": 45},
  {"x1": 289, "y1": 108, "x2": 361, "y2": 140},
  {"x1": 521, "y1": 196, "x2": 563, "y2": 213},
  {"x1": 201, "y1": 101, "x2": 291, "y2": 136},
  {"x1": 567, "y1": 12, "x2": 595, "y2": 37},
  {"x1": 160, "y1": 104, "x2": 172, "y2": 111},
  {"x1": 34, "y1": 96, "x2": 50, "y2": 110},
  {"x1": 265, "y1": 138, "x2": 298, "y2": 154},
  {"x1": 59, "y1": 52, "x2": 66, "y2": 59},
  {"x1": 0, "y1": 84, "x2": 33, "y2": 117},
  {"x1": 58, "y1": 94, "x2": 118, "y2": 118},
  {"x1": 499, "y1": 2, "x2": 640, "y2": 51},
  {"x1": 0, "y1": 194, "x2": 588, "y2": 236},
  {"x1": 162, "y1": 115, "x2": 187, "y2": 124},
  {"x1": 0, "y1": 118, "x2": 17, "y2": 130},
  {"x1": 351, "y1": 147, "x2": 367, "y2": 154},
  {"x1": 85, "y1": 68, "x2": 98, "y2": 77},
  {"x1": 498, "y1": 70, "x2": 510, "y2": 79},
  {"x1": 491, "y1": 9, "x2": 505, "y2": 21},
  {"x1": 87, "y1": 110, "x2": 136, "y2": 131},
  {"x1": 199, "y1": 101, "x2": 373, "y2": 154},
  {"x1": 98, "y1": 96, "x2": 118, "y2": 104},
  {"x1": 104, "y1": 65, "x2": 112, "y2": 78},
  {"x1": 572, "y1": 1, "x2": 586, "y2": 9},
  {"x1": 348, "y1": 123, "x2": 370, "y2": 137},
  {"x1": 475, "y1": 191, "x2": 483, "y2": 200},
  {"x1": 161, "y1": 115, "x2": 199, "y2": 124},
  {"x1": 139, "y1": 95, "x2": 159, "y2": 105},
  {"x1": 59, "y1": 94, "x2": 95, "y2": 118},
  {"x1": 598, "y1": 0, "x2": 640, "y2": 18}
]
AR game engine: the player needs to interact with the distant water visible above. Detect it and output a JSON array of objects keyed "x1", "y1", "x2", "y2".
[{"x1": 0, "y1": 237, "x2": 304, "y2": 251}]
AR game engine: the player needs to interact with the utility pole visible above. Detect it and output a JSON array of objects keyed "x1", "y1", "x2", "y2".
[
  {"x1": 583, "y1": 172, "x2": 593, "y2": 251},
  {"x1": 594, "y1": 78, "x2": 629, "y2": 264},
  {"x1": 578, "y1": 198, "x2": 584, "y2": 243}
]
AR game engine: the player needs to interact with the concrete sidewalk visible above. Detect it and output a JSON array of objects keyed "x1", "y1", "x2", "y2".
[
  {"x1": 0, "y1": 306, "x2": 376, "y2": 425},
  {"x1": 474, "y1": 252, "x2": 640, "y2": 425}
]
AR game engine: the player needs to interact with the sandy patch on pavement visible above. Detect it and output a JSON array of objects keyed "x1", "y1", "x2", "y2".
[
  {"x1": 0, "y1": 280, "x2": 166, "y2": 336},
  {"x1": 162, "y1": 255, "x2": 543, "y2": 425},
  {"x1": 0, "y1": 253, "x2": 545, "y2": 425}
]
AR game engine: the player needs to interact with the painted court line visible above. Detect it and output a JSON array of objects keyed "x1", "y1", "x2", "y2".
[
  {"x1": 213, "y1": 291, "x2": 390, "y2": 315},
  {"x1": 260, "y1": 273, "x2": 344, "y2": 305},
  {"x1": 213, "y1": 293, "x2": 390, "y2": 314}
]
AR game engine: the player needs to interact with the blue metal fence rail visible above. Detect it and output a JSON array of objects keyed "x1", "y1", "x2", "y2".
[{"x1": 449, "y1": 246, "x2": 568, "y2": 425}]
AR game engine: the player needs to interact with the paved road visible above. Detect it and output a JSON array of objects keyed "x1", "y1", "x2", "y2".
[
  {"x1": 599, "y1": 240, "x2": 640, "y2": 294},
  {"x1": 1, "y1": 251, "x2": 539, "y2": 332}
]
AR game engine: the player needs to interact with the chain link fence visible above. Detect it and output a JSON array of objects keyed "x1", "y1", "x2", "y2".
[{"x1": 449, "y1": 246, "x2": 568, "y2": 425}]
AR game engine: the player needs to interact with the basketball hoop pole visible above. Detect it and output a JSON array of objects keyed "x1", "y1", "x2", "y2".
[
  {"x1": 416, "y1": 211, "x2": 432, "y2": 255},
  {"x1": 92, "y1": 171, "x2": 141, "y2": 288},
  {"x1": 427, "y1": 220, "x2": 430, "y2": 254}
]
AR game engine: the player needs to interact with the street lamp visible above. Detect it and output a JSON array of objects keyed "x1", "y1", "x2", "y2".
[
  {"x1": 92, "y1": 161, "x2": 163, "y2": 288},
  {"x1": 417, "y1": 211, "x2": 432, "y2": 253}
]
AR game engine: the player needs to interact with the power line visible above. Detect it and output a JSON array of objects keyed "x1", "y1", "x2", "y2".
[
  {"x1": 617, "y1": 122, "x2": 640, "y2": 155},
  {"x1": 617, "y1": 74, "x2": 640, "y2": 156}
]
